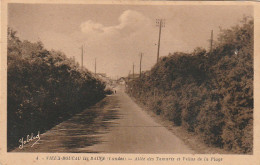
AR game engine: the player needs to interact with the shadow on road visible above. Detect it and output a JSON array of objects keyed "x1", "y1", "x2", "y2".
[{"x1": 12, "y1": 95, "x2": 122, "y2": 153}]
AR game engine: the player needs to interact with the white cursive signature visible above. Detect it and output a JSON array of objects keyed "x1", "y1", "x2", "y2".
[{"x1": 19, "y1": 131, "x2": 40, "y2": 149}]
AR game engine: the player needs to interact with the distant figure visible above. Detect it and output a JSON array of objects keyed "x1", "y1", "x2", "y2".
[{"x1": 115, "y1": 90, "x2": 117, "y2": 94}]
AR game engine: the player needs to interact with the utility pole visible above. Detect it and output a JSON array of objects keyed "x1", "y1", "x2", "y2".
[
  {"x1": 72, "y1": 56, "x2": 75, "y2": 64},
  {"x1": 128, "y1": 70, "x2": 131, "y2": 83},
  {"x1": 156, "y1": 19, "x2": 165, "y2": 63},
  {"x1": 133, "y1": 63, "x2": 135, "y2": 79},
  {"x1": 81, "y1": 45, "x2": 84, "y2": 69},
  {"x1": 210, "y1": 30, "x2": 213, "y2": 54},
  {"x1": 95, "y1": 58, "x2": 96, "y2": 76},
  {"x1": 139, "y1": 52, "x2": 143, "y2": 78}
]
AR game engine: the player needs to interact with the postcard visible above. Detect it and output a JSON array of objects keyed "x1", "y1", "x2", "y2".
[{"x1": 1, "y1": 0, "x2": 260, "y2": 165}]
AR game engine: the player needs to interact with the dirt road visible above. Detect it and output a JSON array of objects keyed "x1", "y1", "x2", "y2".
[{"x1": 13, "y1": 86, "x2": 194, "y2": 153}]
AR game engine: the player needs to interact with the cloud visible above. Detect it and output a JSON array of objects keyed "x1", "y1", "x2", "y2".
[
  {"x1": 117, "y1": 10, "x2": 151, "y2": 32},
  {"x1": 11, "y1": 5, "x2": 252, "y2": 78},
  {"x1": 80, "y1": 20, "x2": 105, "y2": 33},
  {"x1": 75, "y1": 10, "x2": 157, "y2": 77},
  {"x1": 80, "y1": 10, "x2": 151, "y2": 36},
  {"x1": 39, "y1": 10, "x2": 190, "y2": 78}
]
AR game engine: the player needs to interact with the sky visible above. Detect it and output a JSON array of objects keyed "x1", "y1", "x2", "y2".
[{"x1": 8, "y1": 4, "x2": 252, "y2": 78}]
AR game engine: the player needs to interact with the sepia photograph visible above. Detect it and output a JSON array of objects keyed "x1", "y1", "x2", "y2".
[{"x1": 3, "y1": 0, "x2": 255, "y2": 157}]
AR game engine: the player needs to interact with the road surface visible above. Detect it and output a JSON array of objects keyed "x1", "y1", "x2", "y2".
[{"x1": 13, "y1": 86, "x2": 194, "y2": 153}]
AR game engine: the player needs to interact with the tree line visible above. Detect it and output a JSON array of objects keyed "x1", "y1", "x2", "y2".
[
  {"x1": 7, "y1": 28, "x2": 106, "y2": 151},
  {"x1": 126, "y1": 18, "x2": 253, "y2": 154}
]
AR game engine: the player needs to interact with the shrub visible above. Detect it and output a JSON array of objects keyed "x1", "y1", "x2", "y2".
[
  {"x1": 126, "y1": 17, "x2": 253, "y2": 153},
  {"x1": 7, "y1": 28, "x2": 106, "y2": 151}
]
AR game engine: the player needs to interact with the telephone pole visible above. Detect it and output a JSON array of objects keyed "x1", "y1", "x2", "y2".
[
  {"x1": 139, "y1": 53, "x2": 143, "y2": 78},
  {"x1": 156, "y1": 19, "x2": 165, "y2": 63},
  {"x1": 128, "y1": 70, "x2": 131, "y2": 83},
  {"x1": 133, "y1": 63, "x2": 135, "y2": 79},
  {"x1": 95, "y1": 58, "x2": 96, "y2": 76},
  {"x1": 210, "y1": 30, "x2": 213, "y2": 54},
  {"x1": 81, "y1": 45, "x2": 84, "y2": 69}
]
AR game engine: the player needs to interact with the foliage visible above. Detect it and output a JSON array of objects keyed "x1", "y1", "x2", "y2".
[
  {"x1": 126, "y1": 18, "x2": 253, "y2": 153},
  {"x1": 7, "y1": 28, "x2": 106, "y2": 150}
]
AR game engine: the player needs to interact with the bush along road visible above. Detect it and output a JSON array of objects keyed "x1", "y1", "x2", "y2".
[
  {"x1": 7, "y1": 28, "x2": 106, "y2": 151},
  {"x1": 126, "y1": 18, "x2": 253, "y2": 154},
  {"x1": 12, "y1": 86, "x2": 195, "y2": 153}
]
